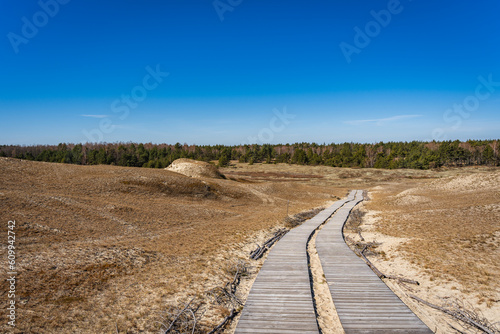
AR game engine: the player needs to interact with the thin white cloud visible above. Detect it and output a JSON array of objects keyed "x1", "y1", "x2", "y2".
[
  {"x1": 81, "y1": 114, "x2": 109, "y2": 118},
  {"x1": 345, "y1": 114, "x2": 423, "y2": 126}
]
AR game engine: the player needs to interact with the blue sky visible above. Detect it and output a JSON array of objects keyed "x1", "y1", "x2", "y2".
[{"x1": 1, "y1": 0, "x2": 499, "y2": 145}]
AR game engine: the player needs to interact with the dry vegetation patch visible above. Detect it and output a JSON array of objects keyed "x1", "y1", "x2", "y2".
[
  {"x1": 2, "y1": 158, "x2": 497, "y2": 333},
  {"x1": 0, "y1": 158, "x2": 347, "y2": 333},
  {"x1": 357, "y1": 168, "x2": 500, "y2": 332}
]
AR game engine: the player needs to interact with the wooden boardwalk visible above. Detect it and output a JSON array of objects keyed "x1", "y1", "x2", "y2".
[
  {"x1": 316, "y1": 190, "x2": 432, "y2": 333},
  {"x1": 234, "y1": 196, "x2": 353, "y2": 333}
]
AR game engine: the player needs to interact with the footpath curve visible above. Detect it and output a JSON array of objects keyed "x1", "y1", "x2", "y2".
[
  {"x1": 234, "y1": 194, "x2": 355, "y2": 333},
  {"x1": 235, "y1": 190, "x2": 431, "y2": 333},
  {"x1": 316, "y1": 190, "x2": 432, "y2": 334}
]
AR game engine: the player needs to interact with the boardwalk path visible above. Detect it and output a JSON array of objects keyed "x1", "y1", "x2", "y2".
[
  {"x1": 234, "y1": 194, "x2": 355, "y2": 333},
  {"x1": 235, "y1": 190, "x2": 431, "y2": 333},
  {"x1": 316, "y1": 190, "x2": 432, "y2": 333}
]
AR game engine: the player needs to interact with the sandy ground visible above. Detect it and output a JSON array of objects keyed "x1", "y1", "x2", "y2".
[
  {"x1": 166, "y1": 158, "x2": 224, "y2": 179},
  {"x1": 344, "y1": 170, "x2": 500, "y2": 333},
  {"x1": 308, "y1": 223, "x2": 344, "y2": 334}
]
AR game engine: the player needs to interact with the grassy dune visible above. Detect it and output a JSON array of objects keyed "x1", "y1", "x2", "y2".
[{"x1": 1, "y1": 158, "x2": 498, "y2": 333}]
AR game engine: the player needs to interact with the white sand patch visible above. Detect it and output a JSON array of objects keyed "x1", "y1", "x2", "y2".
[
  {"x1": 166, "y1": 158, "x2": 224, "y2": 179},
  {"x1": 430, "y1": 172, "x2": 500, "y2": 192},
  {"x1": 355, "y1": 189, "x2": 500, "y2": 333}
]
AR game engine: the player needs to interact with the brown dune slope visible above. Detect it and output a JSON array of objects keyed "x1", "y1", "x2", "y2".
[{"x1": 0, "y1": 158, "x2": 342, "y2": 333}]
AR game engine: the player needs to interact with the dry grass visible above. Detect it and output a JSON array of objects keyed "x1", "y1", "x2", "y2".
[
  {"x1": 0, "y1": 159, "x2": 347, "y2": 333},
  {"x1": 360, "y1": 167, "x2": 500, "y2": 330},
  {"x1": 1, "y1": 158, "x2": 498, "y2": 333},
  {"x1": 369, "y1": 172, "x2": 500, "y2": 298}
]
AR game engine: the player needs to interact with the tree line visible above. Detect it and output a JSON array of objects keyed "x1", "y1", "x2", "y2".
[{"x1": 1, "y1": 140, "x2": 498, "y2": 170}]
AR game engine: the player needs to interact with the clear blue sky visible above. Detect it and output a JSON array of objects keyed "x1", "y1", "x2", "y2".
[{"x1": 1, "y1": 0, "x2": 499, "y2": 145}]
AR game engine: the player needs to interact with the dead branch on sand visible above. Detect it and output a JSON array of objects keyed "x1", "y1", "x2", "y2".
[
  {"x1": 410, "y1": 295, "x2": 500, "y2": 334},
  {"x1": 206, "y1": 261, "x2": 248, "y2": 333},
  {"x1": 159, "y1": 261, "x2": 249, "y2": 333},
  {"x1": 284, "y1": 207, "x2": 325, "y2": 228},
  {"x1": 208, "y1": 261, "x2": 248, "y2": 308},
  {"x1": 250, "y1": 207, "x2": 326, "y2": 260},
  {"x1": 360, "y1": 245, "x2": 420, "y2": 285},
  {"x1": 345, "y1": 235, "x2": 420, "y2": 286},
  {"x1": 344, "y1": 208, "x2": 366, "y2": 241},
  {"x1": 207, "y1": 309, "x2": 237, "y2": 334},
  {"x1": 158, "y1": 297, "x2": 200, "y2": 334},
  {"x1": 250, "y1": 229, "x2": 287, "y2": 260}
]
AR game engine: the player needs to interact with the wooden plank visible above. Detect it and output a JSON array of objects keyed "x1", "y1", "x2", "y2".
[
  {"x1": 235, "y1": 329, "x2": 318, "y2": 334},
  {"x1": 316, "y1": 190, "x2": 433, "y2": 333},
  {"x1": 234, "y1": 196, "x2": 352, "y2": 333}
]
